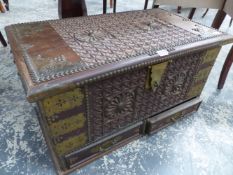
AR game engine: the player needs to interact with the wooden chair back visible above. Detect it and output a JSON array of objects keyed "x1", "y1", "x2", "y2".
[{"x1": 58, "y1": 0, "x2": 87, "y2": 19}]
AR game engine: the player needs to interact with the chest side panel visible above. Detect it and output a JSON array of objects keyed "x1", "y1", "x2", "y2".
[
  {"x1": 186, "y1": 47, "x2": 221, "y2": 99},
  {"x1": 39, "y1": 88, "x2": 89, "y2": 156}
]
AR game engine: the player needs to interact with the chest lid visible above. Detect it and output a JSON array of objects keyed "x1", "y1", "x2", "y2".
[{"x1": 5, "y1": 9, "x2": 233, "y2": 102}]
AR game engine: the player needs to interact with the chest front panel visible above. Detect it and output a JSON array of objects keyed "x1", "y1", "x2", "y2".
[
  {"x1": 37, "y1": 48, "x2": 218, "y2": 171},
  {"x1": 38, "y1": 49, "x2": 215, "y2": 159},
  {"x1": 87, "y1": 51, "x2": 205, "y2": 141},
  {"x1": 136, "y1": 51, "x2": 204, "y2": 119}
]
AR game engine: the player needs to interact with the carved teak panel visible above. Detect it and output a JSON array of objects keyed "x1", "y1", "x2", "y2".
[
  {"x1": 87, "y1": 69, "x2": 147, "y2": 141},
  {"x1": 87, "y1": 51, "x2": 204, "y2": 141}
]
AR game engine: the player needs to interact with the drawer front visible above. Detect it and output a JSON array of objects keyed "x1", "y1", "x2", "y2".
[
  {"x1": 146, "y1": 98, "x2": 201, "y2": 134},
  {"x1": 65, "y1": 122, "x2": 143, "y2": 169}
]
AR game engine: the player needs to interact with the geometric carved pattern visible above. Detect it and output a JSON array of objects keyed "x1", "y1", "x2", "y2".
[
  {"x1": 47, "y1": 10, "x2": 202, "y2": 83},
  {"x1": 40, "y1": 51, "x2": 206, "y2": 155},
  {"x1": 137, "y1": 52, "x2": 204, "y2": 118},
  {"x1": 104, "y1": 92, "x2": 135, "y2": 126},
  {"x1": 50, "y1": 9, "x2": 200, "y2": 66},
  {"x1": 87, "y1": 52, "x2": 204, "y2": 141},
  {"x1": 10, "y1": 9, "x2": 224, "y2": 84},
  {"x1": 87, "y1": 69, "x2": 147, "y2": 141}
]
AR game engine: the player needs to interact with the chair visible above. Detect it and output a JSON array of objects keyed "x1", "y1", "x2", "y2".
[
  {"x1": 210, "y1": 1, "x2": 233, "y2": 89},
  {"x1": 103, "y1": 0, "x2": 149, "y2": 14},
  {"x1": 0, "y1": 31, "x2": 7, "y2": 47},
  {"x1": 218, "y1": 46, "x2": 233, "y2": 89},
  {"x1": 153, "y1": 0, "x2": 226, "y2": 19},
  {"x1": 202, "y1": 9, "x2": 232, "y2": 26},
  {"x1": 58, "y1": 0, "x2": 87, "y2": 19},
  {"x1": 196, "y1": 0, "x2": 233, "y2": 89},
  {"x1": 153, "y1": 4, "x2": 182, "y2": 14},
  {"x1": 153, "y1": 0, "x2": 233, "y2": 89},
  {"x1": 103, "y1": 0, "x2": 116, "y2": 13},
  {"x1": 0, "y1": 0, "x2": 5, "y2": 13},
  {"x1": 3, "y1": 0, "x2": 8, "y2": 11}
]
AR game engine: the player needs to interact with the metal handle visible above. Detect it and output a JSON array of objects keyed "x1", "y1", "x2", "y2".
[
  {"x1": 99, "y1": 138, "x2": 119, "y2": 152},
  {"x1": 171, "y1": 117, "x2": 176, "y2": 122}
]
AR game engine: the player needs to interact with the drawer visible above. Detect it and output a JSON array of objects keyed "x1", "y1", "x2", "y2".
[
  {"x1": 64, "y1": 121, "x2": 143, "y2": 169},
  {"x1": 146, "y1": 98, "x2": 201, "y2": 134}
]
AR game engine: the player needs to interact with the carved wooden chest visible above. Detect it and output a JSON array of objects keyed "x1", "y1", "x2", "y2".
[{"x1": 5, "y1": 9, "x2": 233, "y2": 175}]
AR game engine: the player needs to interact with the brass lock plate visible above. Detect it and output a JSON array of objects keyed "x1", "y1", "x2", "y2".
[{"x1": 146, "y1": 61, "x2": 168, "y2": 91}]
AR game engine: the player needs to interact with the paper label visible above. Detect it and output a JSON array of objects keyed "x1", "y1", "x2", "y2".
[{"x1": 157, "y1": 50, "x2": 169, "y2": 56}]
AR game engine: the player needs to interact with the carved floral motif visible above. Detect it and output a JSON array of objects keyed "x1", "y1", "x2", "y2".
[
  {"x1": 105, "y1": 92, "x2": 135, "y2": 122},
  {"x1": 88, "y1": 69, "x2": 147, "y2": 141}
]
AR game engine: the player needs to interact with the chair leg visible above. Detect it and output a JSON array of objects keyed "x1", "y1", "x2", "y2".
[
  {"x1": 188, "y1": 8, "x2": 196, "y2": 20},
  {"x1": 211, "y1": 10, "x2": 226, "y2": 29},
  {"x1": 153, "y1": 5, "x2": 159, "y2": 8},
  {"x1": 202, "y1": 8, "x2": 209, "y2": 18},
  {"x1": 177, "y1": 6, "x2": 181, "y2": 13},
  {"x1": 103, "y1": 0, "x2": 107, "y2": 14},
  {"x1": 0, "y1": 1, "x2": 6, "y2": 13},
  {"x1": 212, "y1": 10, "x2": 232, "y2": 89},
  {"x1": 229, "y1": 18, "x2": 233, "y2": 27},
  {"x1": 3, "y1": 0, "x2": 8, "y2": 11},
  {"x1": 0, "y1": 32, "x2": 7, "y2": 47},
  {"x1": 113, "y1": 0, "x2": 116, "y2": 13},
  {"x1": 144, "y1": 0, "x2": 149, "y2": 10},
  {"x1": 110, "y1": 0, "x2": 113, "y2": 8},
  {"x1": 218, "y1": 46, "x2": 233, "y2": 89}
]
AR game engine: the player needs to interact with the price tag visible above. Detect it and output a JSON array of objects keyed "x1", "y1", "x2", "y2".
[{"x1": 157, "y1": 49, "x2": 169, "y2": 56}]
